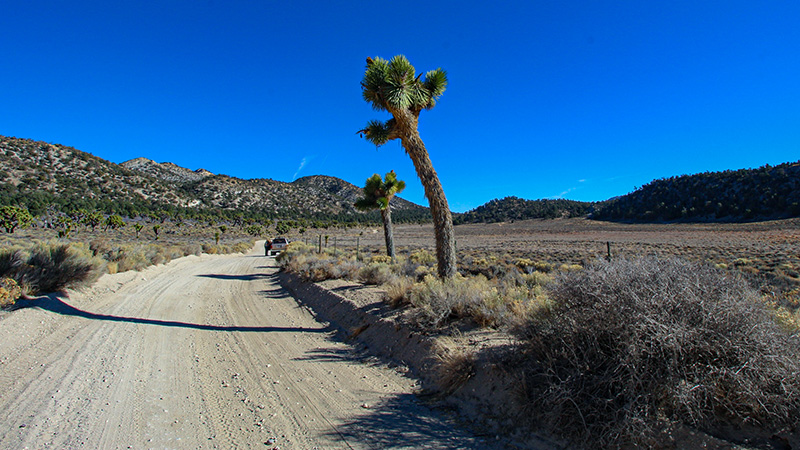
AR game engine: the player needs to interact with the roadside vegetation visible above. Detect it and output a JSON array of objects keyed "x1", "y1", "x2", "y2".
[
  {"x1": 278, "y1": 241, "x2": 800, "y2": 448},
  {"x1": 0, "y1": 231, "x2": 254, "y2": 309}
]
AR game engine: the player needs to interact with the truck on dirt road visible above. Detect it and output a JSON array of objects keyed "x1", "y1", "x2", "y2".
[{"x1": 265, "y1": 237, "x2": 289, "y2": 256}]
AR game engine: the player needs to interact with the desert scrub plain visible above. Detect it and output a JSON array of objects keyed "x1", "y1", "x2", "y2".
[
  {"x1": 279, "y1": 218, "x2": 800, "y2": 448},
  {"x1": 0, "y1": 219, "x2": 254, "y2": 304}
]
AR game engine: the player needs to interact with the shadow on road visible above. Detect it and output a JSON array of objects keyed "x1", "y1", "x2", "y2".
[
  {"x1": 196, "y1": 273, "x2": 272, "y2": 281},
  {"x1": 18, "y1": 294, "x2": 331, "y2": 333},
  {"x1": 321, "y1": 393, "x2": 498, "y2": 449}
]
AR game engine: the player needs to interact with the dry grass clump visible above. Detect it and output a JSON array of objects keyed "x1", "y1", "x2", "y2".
[
  {"x1": 358, "y1": 262, "x2": 397, "y2": 285},
  {"x1": 433, "y1": 336, "x2": 476, "y2": 395},
  {"x1": 202, "y1": 241, "x2": 253, "y2": 255},
  {"x1": 384, "y1": 276, "x2": 415, "y2": 307},
  {"x1": 278, "y1": 242, "x2": 554, "y2": 328},
  {"x1": 515, "y1": 257, "x2": 800, "y2": 448},
  {"x1": 277, "y1": 242, "x2": 364, "y2": 282},
  {"x1": 407, "y1": 274, "x2": 550, "y2": 328},
  {"x1": 0, "y1": 242, "x2": 105, "y2": 295}
]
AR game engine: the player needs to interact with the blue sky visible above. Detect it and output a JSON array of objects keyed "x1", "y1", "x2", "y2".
[{"x1": 2, "y1": 1, "x2": 798, "y2": 212}]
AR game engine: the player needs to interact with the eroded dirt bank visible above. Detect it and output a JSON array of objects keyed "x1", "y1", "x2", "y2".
[{"x1": 0, "y1": 245, "x2": 503, "y2": 449}]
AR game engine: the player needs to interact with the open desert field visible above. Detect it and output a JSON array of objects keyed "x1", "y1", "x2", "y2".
[{"x1": 323, "y1": 218, "x2": 800, "y2": 292}]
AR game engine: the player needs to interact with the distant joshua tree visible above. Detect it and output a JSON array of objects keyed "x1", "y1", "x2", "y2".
[
  {"x1": 355, "y1": 171, "x2": 406, "y2": 261},
  {"x1": 132, "y1": 223, "x2": 144, "y2": 239},
  {"x1": 359, "y1": 55, "x2": 456, "y2": 278},
  {"x1": 104, "y1": 214, "x2": 124, "y2": 232},
  {"x1": 0, "y1": 205, "x2": 33, "y2": 233},
  {"x1": 82, "y1": 210, "x2": 103, "y2": 232}
]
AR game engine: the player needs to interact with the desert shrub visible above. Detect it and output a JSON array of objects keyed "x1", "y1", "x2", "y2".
[
  {"x1": 358, "y1": 262, "x2": 396, "y2": 285},
  {"x1": 181, "y1": 244, "x2": 203, "y2": 257},
  {"x1": 0, "y1": 277, "x2": 22, "y2": 308},
  {"x1": 557, "y1": 263, "x2": 582, "y2": 272},
  {"x1": 384, "y1": 275, "x2": 414, "y2": 307},
  {"x1": 277, "y1": 242, "x2": 364, "y2": 282},
  {"x1": 409, "y1": 275, "x2": 503, "y2": 327},
  {"x1": 232, "y1": 241, "x2": 253, "y2": 253},
  {"x1": 433, "y1": 336, "x2": 476, "y2": 395},
  {"x1": 409, "y1": 248, "x2": 436, "y2": 265},
  {"x1": 331, "y1": 259, "x2": 363, "y2": 280},
  {"x1": 516, "y1": 257, "x2": 800, "y2": 448},
  {"x1": 113, "y1": 245, "x2": 150, "y2": 272},
  {"x1": 0, "y1": 248, "x2": 26, "y2": 276},
  {"x1": 303, "y1": 256, "x2": 340, "y2": 282},
  {"x1": 202, "y1": 244, "x2": 222, "y2": 254},
  {"x1": 370, "y1": 254, "x2": 393, "y2": 264},
  {"x1": 1, "y1": 243, "x2": 105, "y2": 294}
]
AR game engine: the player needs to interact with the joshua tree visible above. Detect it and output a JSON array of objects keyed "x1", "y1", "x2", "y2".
[
  {"x1": 132, "y1": 223, "x2": 143, "y2": 239},
  {"x1": 82, "y1": 210, "x2": 103, "y2": 232},
  {"x1": 0, "y1": 205, "x2": 33, "y2": 234},
  {"x1": 355, "y1": 171, "x2": 406, "y2": 261},
  {"x1": 104, "y1": 214, "x2": 125, "y2": 232},
  {"x1": 359, "y1": 55, "x2": 456, "y2": 278}
]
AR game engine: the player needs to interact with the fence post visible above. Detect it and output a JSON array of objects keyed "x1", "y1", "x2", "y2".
[
  {"x1": 318, "y1": 234, "x2": 322, "y2": 254},
  {"x1": 606, "y1": 241, "x2": 612, "y2": 261}
]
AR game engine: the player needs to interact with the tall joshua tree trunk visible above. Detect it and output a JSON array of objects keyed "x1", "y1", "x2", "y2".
[
  {"x1": 381, "y1": 206, "x2": 396, "y2": 260},
  {"x1": 395, "y1": 112, "x2": 456, "y2": 278}
]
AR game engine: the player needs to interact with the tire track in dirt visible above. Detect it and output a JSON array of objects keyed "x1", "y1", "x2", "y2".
[{"x1": 0, "y1": 246, "x2": 503, "y2": 449}]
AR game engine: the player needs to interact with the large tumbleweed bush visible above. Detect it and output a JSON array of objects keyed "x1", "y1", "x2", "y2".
[{"x1": 516, "y1": 257, "x2": 800, "y2": 448}]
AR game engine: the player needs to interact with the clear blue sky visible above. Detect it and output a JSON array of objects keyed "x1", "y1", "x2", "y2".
[{"x1": 2, "y1": 1, "x2": 798, "y2": 212}]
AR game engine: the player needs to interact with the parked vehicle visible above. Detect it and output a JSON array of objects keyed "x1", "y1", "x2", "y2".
[{"x1": 265, "y1": 237, "x2": 289, "y2": 256}]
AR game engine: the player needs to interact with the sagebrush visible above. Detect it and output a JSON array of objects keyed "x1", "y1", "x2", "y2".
[{"x1": 516, "y1": 257, "x2": 800, "y2": 448}]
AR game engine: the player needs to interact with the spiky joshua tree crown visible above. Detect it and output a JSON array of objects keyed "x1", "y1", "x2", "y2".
[
  {"x1": 354, "y1": 170, "x2": 406, "y2": 211},
  {"x1": 359, "y1": 55, "x2": 448, "y2": 146}
]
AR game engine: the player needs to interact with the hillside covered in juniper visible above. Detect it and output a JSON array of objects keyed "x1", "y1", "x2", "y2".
[
  {"x1": 592, "y1": 161, "x2": 800, "y2": 222},
  {"x1": 0, "y1": 135, "x2": 429, "y2": 223},
  {"x1": 455, "y1": 197, "x2": 592, "y2": 224}
]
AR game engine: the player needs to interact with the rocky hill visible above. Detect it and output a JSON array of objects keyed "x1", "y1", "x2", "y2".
[
  {"x1": 121, "y1": 157, "x2": 214, "y2": 183},
  {"x1": 592, "y1": 161, "x2": 800, "y2": 222},
  {"x1": 455, "y1": 197, "x2": 592, "y2": 224},
  {"x1": 0, "y1": 135, "x2": 428, "y2": 221}
]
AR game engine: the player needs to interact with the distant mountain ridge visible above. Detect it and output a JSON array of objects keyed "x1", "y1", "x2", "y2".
[
  {"x1": 457, "y1": 161, "x2": 800, "y2": 224},
  {"x1": 3, "y1": 134, "x2": 797, "y2": 224},
  {"x1": 592, "y1": 161, "x2": 800, "y2": 222},
  {"x1": 455, "y1": 197, "x2": 591, "y2": 224},
  {"x1": 0, "y1": 135, "x2": 428, "y2": 221}
]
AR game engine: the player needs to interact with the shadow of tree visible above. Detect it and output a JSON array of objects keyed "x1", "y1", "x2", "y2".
[
  {"x1": 321, "y1": 393, "x2": 500, "y2": 449},
  {"x1": 196, "y1": 273, "x2": 271, "y2": 281},
  {"x1": 18, "y1": 294, "x2": 331, "y2": 333}
]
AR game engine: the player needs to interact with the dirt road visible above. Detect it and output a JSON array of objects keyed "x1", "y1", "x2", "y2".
[{"x1": 0, "y1": 245, "x2": 500, "y2": 449}]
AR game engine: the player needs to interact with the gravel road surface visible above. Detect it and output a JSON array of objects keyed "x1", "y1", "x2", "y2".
[{"x1": 0, "y1": 245, "x2": 501, "y2": 449}]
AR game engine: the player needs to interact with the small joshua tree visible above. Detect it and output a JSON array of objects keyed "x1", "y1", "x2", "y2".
[
  {"x1": 132, "y1": 223, "x2": 143, "y2": 239},
  {"x1": 355, "y1": 171, "x2": 406, "y2": 261}
]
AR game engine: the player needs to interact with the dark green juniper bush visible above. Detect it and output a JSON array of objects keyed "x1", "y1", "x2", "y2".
[{"x1": 359, "y1": 55, "x2": 456, "y2": 278}]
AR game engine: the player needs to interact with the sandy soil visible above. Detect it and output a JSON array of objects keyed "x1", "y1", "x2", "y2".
[{"x1": 0, "y1": 244, "x2": 503, "y2": 449}]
